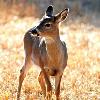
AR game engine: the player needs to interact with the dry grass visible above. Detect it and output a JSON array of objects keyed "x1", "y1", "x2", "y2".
[{"x1": 0, "y1": 16, "x2": 100, "y2": 100}]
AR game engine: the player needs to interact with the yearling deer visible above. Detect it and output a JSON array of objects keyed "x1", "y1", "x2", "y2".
[{"x1": 17, "y1": 5, "x2": 69, "y2": 100}]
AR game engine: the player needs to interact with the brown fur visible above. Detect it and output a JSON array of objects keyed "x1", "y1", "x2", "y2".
[{"x1": 17, "y1": 5, "x2": 69, "y2": 100}]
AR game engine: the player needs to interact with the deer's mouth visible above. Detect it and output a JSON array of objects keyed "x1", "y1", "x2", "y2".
[{"x1": 35, "y1": 28, "x2": 42, "y2": 36}]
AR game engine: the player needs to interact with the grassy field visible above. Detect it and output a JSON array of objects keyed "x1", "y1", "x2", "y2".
[{"x1": 0, "y1": 16, "x2": 100, "y2": 100}]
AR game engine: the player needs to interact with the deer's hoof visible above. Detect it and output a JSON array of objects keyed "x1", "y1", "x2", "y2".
[
  {"x1": 46, "y1": 91, "x2": 52, "y2": 100},
  {"x1": 17, "y1": 93, "x2": 20, "y2": 100}
]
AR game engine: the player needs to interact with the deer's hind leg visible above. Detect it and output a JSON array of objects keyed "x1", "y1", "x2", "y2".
[{"x1": 17, "y1": 54, "x2": 32, "y2": 100}]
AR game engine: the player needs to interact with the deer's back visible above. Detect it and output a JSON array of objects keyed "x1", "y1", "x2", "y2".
[{"x1": 24, "y1": 29, "x2": 47, "y2": 66}]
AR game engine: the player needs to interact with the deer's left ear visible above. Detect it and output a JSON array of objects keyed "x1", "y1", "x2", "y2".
[
  {"x1": 45, "y1": 5, "x2": 53, "y2": 16},
  {"x1": 55, "y1": 8, "x2": 69, "y2": 23}
]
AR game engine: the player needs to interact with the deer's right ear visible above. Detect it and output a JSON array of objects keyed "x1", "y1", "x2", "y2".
[
  {"x1": 55, "y1": 8, "x2": 69, "y2": 23},
  {"x1": 45, "y1": 5, "x2": 53, "y2": 16}
]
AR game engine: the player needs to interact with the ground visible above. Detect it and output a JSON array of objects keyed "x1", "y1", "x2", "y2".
[{"x1": 0, "y1": 16, "x2": 100, "y2": 100}]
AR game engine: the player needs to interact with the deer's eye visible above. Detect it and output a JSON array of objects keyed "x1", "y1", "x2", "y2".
[{"x1": 44, "y1": 23, "x2": 52, "y2": 28}]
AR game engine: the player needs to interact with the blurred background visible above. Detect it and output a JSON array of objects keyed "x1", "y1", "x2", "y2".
[
  {"x1": 0, "y1": 0, "x2": 100, "y2": 25},
  {"x1": 0, "y1": 0, "x2": 100, "y2": 100}
]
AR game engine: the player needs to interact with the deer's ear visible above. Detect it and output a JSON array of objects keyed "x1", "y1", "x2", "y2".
[
  {"x1": 55, "y1": 8, "x2": 69, "y2": 23},
  {"x1": 45, "y1": 5, "x2": 53, "y2": 16}
]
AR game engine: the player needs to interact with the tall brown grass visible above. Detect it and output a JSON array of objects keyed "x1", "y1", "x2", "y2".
[{"x1": 0, "y1": 5, "x2": 100, "y2": 99}]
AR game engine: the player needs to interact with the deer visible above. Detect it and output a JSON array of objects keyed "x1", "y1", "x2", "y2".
[{"x1": 17, "y1": 5, "x2": 69, "y2": 100}]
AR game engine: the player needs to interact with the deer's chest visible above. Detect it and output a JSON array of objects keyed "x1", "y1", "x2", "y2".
[{"x1": 46, "y1": 43, "x2": 64, "y2": 68}]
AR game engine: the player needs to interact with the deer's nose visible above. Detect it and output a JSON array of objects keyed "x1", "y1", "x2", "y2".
[
  {"x1": 31, "y1": 27, "x2": 39, "y2": 36},
  {"x1": 35, "y1": 26, "x2": 41, "y2": 36}
]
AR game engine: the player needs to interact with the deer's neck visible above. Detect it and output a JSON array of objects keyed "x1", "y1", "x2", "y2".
[
  {"x1": 45, "y1": 35, "x2": 62, "y2": 65},
  {"x1": 45, "y1": 35, "x2": 61, "y2": 47}
]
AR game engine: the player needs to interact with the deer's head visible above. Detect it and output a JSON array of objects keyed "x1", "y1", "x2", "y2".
[{"x1": 35, "y1": 5, "x2": 69, "y2": 37}]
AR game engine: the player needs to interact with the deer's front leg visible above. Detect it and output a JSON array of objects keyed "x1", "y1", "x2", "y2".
[
  {"x1": 40, "y1": 69, "x2": 52, "y2": 100},
  {"x1": 38, "y1": 69, "x2": 52, "y2": 100},
  {"x1": 39, "y1": 59, "x2": 52, "y2": 100},
  {"x1": 55, "y1": 72, "x2": 63, "y2": 100},
  {"x1": 38, "y1": 71, "x2": 46, "y2": 97},
  {"x1": 17, "y1": 56, "x2": 31, "y2": 100}
]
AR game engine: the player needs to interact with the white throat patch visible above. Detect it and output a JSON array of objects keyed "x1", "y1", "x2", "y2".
[{"x1": 44, "y1": 36, "x2": 55, "y2": 44}]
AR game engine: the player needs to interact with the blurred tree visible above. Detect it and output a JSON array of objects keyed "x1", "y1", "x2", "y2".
[{"x1": 0, "y1": 0, "x2": 100, "y2": 17}]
